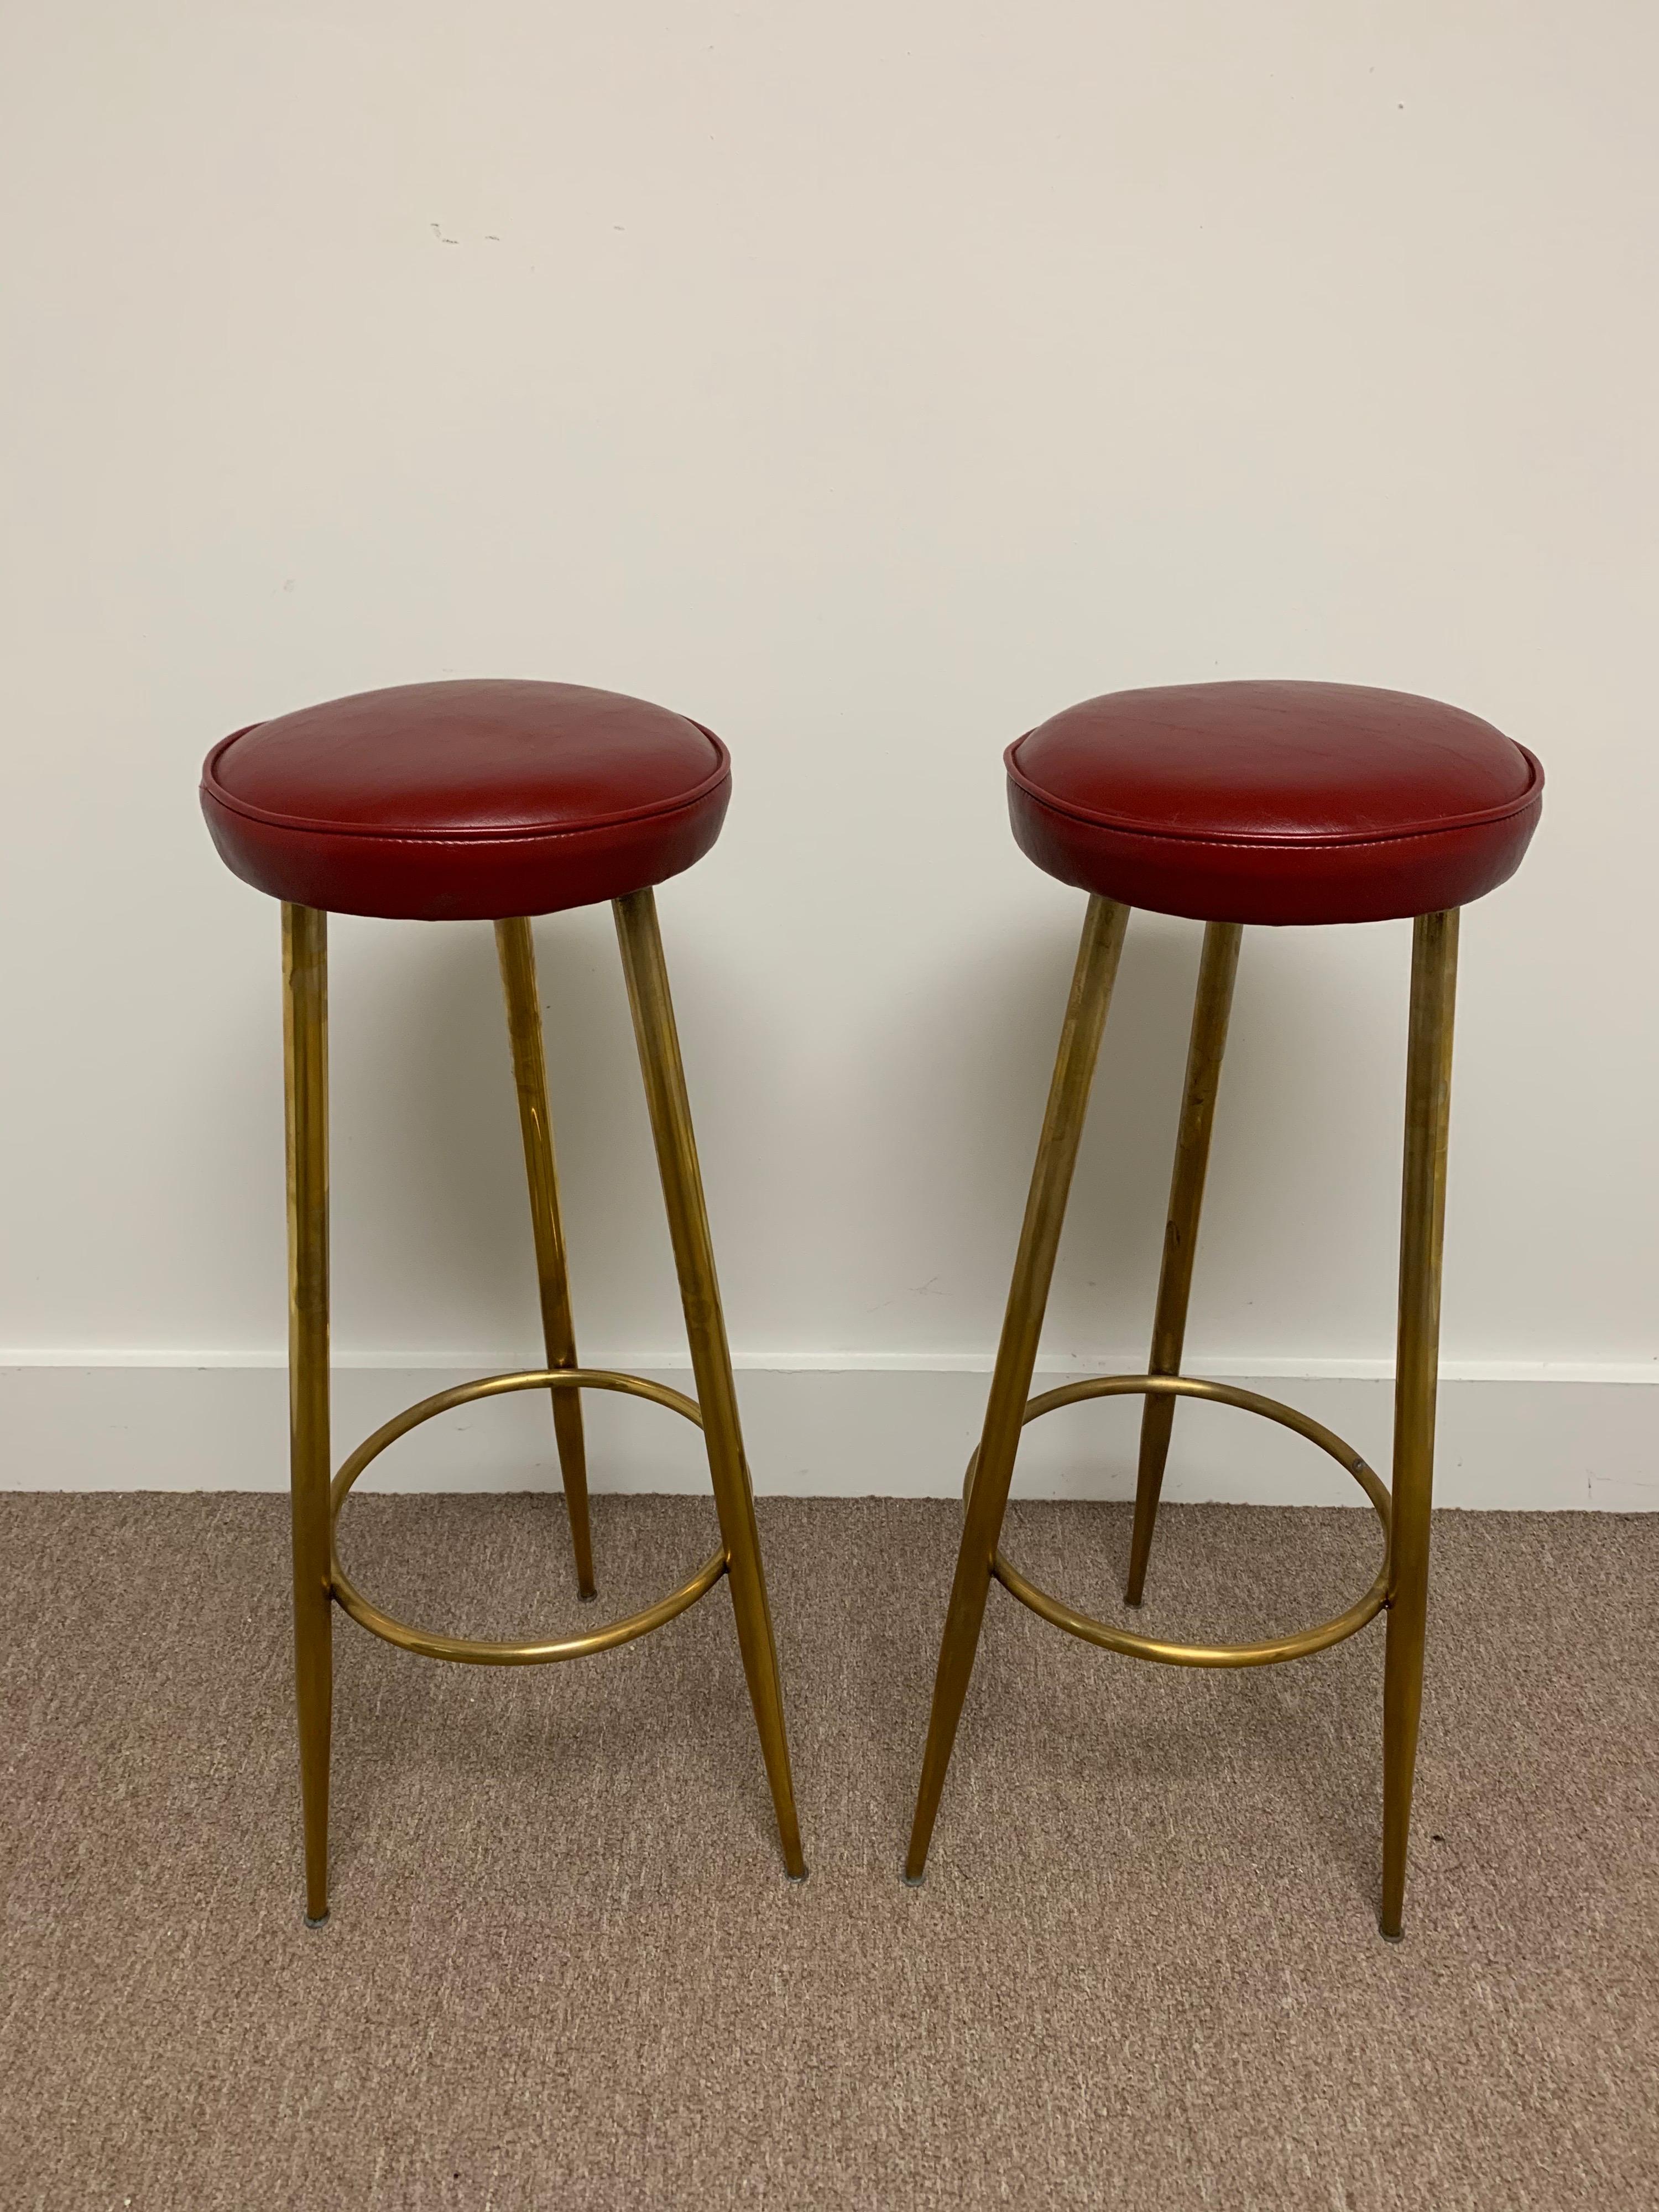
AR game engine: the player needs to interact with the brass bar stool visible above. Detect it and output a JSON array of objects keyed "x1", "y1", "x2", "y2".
[
  {"x1": 202, "y1": 679, "x2": 806, "y2": 1919},
  {"x1": 904, "y1": 681, "x2": 1543, "y2": 1939}
]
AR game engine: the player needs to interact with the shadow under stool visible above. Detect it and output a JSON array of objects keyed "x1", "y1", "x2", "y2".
[
  {"x1": 904, "y1": 680, "x2": 1543, "y2": 1939},
  {"x1": 202, "y1": 678, "x2": 806, "y2": 1919}
]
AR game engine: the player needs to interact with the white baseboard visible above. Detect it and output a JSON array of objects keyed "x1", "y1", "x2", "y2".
[{"x1": 0, "y1": 1357, "x2": 1654, "y2": 1509}]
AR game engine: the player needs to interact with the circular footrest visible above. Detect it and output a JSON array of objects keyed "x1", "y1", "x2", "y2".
[
  {"x1": 328, "y1": 1368, "x2": 727, "y2": 1666},
  {"x1": 977, "y1": 1374, "x2": 1392, "y2": 1668}
]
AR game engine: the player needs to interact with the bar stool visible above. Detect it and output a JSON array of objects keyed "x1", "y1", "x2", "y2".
[
  {"x1": 904, "y1": 681, "x2": 1543, "y2": 1938},
  {"x1": 201, "y1": 679, "x2": 805, "y2": 1919}
]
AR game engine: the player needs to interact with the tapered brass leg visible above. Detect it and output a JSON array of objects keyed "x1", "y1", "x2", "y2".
[
  {"x1": 905, "y1": 896, "x2": 1131, "y2": 1881},
  {"x1": 1380, "y1": 909, "x2": 1459, "y2": 1940},
  {"x1": 495, "y1": 918, "x2": 597, "y2": 1600},
  {"x1": 1125, "y1": 921, "x2": 1243, "y2": 1605},
  {"x1": 612, "y1": 889, "x2": 807, "y2": 1878},
  {"x1": 281, "y1": 902, "x2": 333, "y2": 1926}
]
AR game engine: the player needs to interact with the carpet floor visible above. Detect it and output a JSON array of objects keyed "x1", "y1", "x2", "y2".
[{"x1": 2, "y1": 1493, "x2": 1655, "y2": 2210}]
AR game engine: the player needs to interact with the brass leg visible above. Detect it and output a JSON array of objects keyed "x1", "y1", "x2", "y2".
[
  {"x1": 1125, "y1": 921, "x2": 1243, "y2": 1605},
  {"x1": 1380, "y1": 909, "x2": 1459, "y2": 1940},
  {"x1": 495, "y1": 918, "x2": 597, "y2": 1600},
  {"x1": 905, "y1": 896, "x2": 1131, "y2": 1881},
  {"x1": 612, "y1": 889, "x2": 807, "y2": 1879},
  {"x1": 282, "y1": 903, "x2": 333, "y2": 1926}
]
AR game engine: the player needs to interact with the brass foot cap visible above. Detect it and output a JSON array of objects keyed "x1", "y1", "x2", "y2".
[
  {"x1": 305, "y1": 1910, "x2": 330, "y2": 1929},
  {"x1": 901, "y1": 1869, "x2": 926, "y2": 1887},
  {"x1": 1379, "y1": 1923, "x2": 1404, "y2": 1944},
  {"x1": 786, "y1": 1870, "x2": 809, "y2": 1885},
  {"x1": 577, "y1": 1589, "x2": 598, "y2": 1604}
]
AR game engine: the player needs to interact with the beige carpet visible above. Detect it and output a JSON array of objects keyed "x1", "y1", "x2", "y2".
[{"x1": 2, "y1": 1493, "x2": 1655, "y2": 2209}]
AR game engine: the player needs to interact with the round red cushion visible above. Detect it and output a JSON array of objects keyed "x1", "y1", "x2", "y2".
[
  {"x1": 1006, "y1": 681, "x2": 1543, "y2": 925},
  {"x1": 201, "y1": 679, "x2": 732, "y2": 921}
]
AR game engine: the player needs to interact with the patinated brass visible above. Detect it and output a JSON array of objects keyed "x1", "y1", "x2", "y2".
[
  {"x1": 974, "y1": 1375, "x2": 1389, "y2": 1667},
  {"x1": 281, "y1": 902, "x2": 333, "y2": 1926},
  {"x1": 614, "y1": 888, "x2": 807, "y2": 1880},
  {"x1": 329, "y1": 1369, "x2": 727, "y2": 1664},
  {"x1": 276, "y1": 893, "x2": 806, "y2": 1922},
  {"x1": 905, "y1": 899, "x2": 1462, "y2": 1942},
  {"x1": 494, "y1": 917, "x2": 596, "y2": 1599},
  {"x1": 905, "y1": 895, "x2": 1130, "y2": 1882},
  {"x1": 1380, "y1": 907, "x2": 1459, "y2": 1939},
  {"x1": 1126, "y1": 921, "x2": 1243, "y2": 1606}
]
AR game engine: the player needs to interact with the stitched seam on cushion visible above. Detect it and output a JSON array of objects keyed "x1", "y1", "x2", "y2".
[
  {"x1": 1005, "y1": 737, "x2": 1543, "y2": 845},
  {"x1": 201, "y1": 793, "x2": 718, "y2": 852},
  {"x1": 202, "y1": 724, "x2": 729, "y2": 837},
  {"x1": 1012, "y1": 791, "x2": 1538, "y2": 857},
  {"x1": 1008, "y1": 782, "x2": 1542, "y2": 847},
  {"x1": 202, "y1": 774, "x2": 728, "y2": 838},
  {"x1": 1021, "y1": 804, "x2": 1543, "y2": 849},
  {"x1": 201, "y1": 772, "x2": 727, "y2": 841}
]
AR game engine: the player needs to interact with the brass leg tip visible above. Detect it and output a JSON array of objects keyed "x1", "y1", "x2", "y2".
[
  {"x1": 901, "y1": 1868, "x2": 926, "y2": 1887},
  {"x1": 1379, "y1": 1921, "x2": 1404, "y2": 1944},
  {"x1": 786, "y1": 1868, "x2": 808, "y2": 1884},
  {"x1": 304, "y1": 1910, "x2": 330, "y2": 1929},
  {"x1": 577, "y1": 1587, "x2": 598, "y2": 1604}
]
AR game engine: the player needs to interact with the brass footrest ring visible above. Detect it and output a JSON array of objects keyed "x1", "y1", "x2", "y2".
[
  {"x1": 328, "y1": 1368, "x2": 727, "y2": 1666},
  {"x1": 973, "y1": 1374, "x2": 1392, "y2": 1670}
]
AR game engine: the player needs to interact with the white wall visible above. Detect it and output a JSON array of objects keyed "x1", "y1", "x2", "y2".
[{"x1": 2, "y1": 3, "x2": 1655, "y2": 1504}]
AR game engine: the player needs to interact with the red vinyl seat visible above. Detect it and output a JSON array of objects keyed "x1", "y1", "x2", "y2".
[
  {"x1": 201, "y1": 679, "x2": 732, "y2": 920},
  {"x1": 1006, "y1": 681, "x2": 1543, "y2": 924}
]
